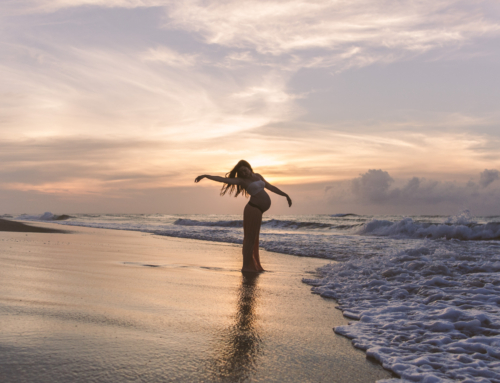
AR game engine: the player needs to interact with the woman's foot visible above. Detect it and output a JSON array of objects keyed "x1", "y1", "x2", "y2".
[
  {"x1": 254, "y1": 262, "x2": 265, "y2": 272},
  {"x1": 252, "y1": 255, "x2": 264, "y2": 271}
]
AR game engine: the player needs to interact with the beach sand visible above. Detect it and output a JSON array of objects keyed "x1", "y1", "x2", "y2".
[{"x1": 0, "y1": 221, "x2": 393, "y2": 382}]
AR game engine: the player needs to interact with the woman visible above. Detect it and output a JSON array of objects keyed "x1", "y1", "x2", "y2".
[{"x1": 195, "y1": 160, "x2": 292, "y2": 272}]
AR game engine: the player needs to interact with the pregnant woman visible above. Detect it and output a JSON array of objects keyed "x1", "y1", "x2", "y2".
[{"x1": 195, "y1": 160, "x2": 292, "y2": 272}]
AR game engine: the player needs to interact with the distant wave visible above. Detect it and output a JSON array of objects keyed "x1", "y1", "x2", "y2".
[
  {"x1": 263, "y1": 219, "x2": 332, "y2": 229},
  {"x1": 358, "y1": 217, "x2": 500, "y2": 240},
  {"x1": 174, "y1": 218, "x2": 360, "y2": 231},
  {"x1": 331, "y1": 213, "x2": 358, "y2": 217},
  {"x1": 174, "y1": 218, "x2": 243, "y2": 228},
  {"x1": 41, "y1": 212, "x2": 74, "y2": 221},
  {"x1": 20, "y1": 212, "x2": 74, "y2": 221}
]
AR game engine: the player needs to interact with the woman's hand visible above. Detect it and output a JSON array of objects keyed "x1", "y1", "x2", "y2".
[
  {"x1": 286, "y1": 195, "x2": 292, "y2": 207},
  {"x1": 194, "y1": 175, "x2": 206, "y2": 183}
]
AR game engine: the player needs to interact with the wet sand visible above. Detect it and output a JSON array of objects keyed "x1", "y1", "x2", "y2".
[{"x1": 0, "y1": 221, "x2": 393, "y2": 382}]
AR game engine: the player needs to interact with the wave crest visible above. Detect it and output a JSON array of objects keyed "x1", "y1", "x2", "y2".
[
  {"x1": 358, "y1": 217, "x2": 500, "y2": 240},
  {"x1": 19, "y1": 212, "x2": 74, "y2": 221}
]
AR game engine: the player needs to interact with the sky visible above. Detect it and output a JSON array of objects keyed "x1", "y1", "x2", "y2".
[{"x1": 1, "y1": 0, "x2": 500, "y2": 215}]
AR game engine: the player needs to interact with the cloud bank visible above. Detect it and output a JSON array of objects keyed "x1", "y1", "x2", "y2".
[
  {"x1": 327, "y1": 169, "x2": 500, "y2": 215},
  {"x1": 479, "y1": 169, "x2": 500, "y2": 188}
]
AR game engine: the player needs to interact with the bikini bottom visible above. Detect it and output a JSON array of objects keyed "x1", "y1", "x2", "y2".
[{"x1": 248, "y1": 201, "x2": 269, "y2": 214}]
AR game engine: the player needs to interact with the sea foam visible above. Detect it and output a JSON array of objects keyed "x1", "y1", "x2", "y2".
[{"x1": 303, "y1": 244, "x2": 500, "y2": 382}]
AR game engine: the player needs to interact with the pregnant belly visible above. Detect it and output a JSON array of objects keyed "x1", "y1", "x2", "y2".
[{"x1": 249, "y1": 191, "x2": 271, "y2": 211}]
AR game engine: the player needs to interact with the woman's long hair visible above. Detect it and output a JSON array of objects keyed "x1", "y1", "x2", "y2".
[{"x1": 221, "y1": 160, "x2": 253, "y2": 198}]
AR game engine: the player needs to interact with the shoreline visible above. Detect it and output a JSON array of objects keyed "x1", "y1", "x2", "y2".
[{"x1": 0, "y1": 221, "x2": 393, "y2": 382}]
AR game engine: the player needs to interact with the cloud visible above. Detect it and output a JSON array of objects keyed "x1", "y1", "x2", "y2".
[
  {"x1": 479, "y1": 169, "x2": 500, "y2": 188},
  {"x1": 352, "y1": 169, "x2": 394, "y2": 202},
  {"x1": 164, "y1": 0, "x2": 500, "y2": 69},
  {"x1": 327, "y1": 169, "x2": 500, "y2": 213},
  {"x1": 9, "y1": 1, "x2": 499, "y2": 71},
  {"x1": 0, "y1": 41, "x2": 299, "y2": 141},
  {"x1": 142, "y1": 46, "x2": 199, "y2": 67},
  {"x1": 0, "y1": 136, "x2": 192, "y2": 195},
  {"x1": 3, "y1": 0, "x2": 165, "y2": 14}
]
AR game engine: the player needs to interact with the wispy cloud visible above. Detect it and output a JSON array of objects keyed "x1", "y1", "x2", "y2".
[
  {"x1": 11, "y1": 1, "x2": 500, "y2": 68},
  {"x1": 142, "y1": 46, "x2": 199, "y2": 67},
  {"x1": 165, "y1": 0, "x2": 500, "y2": 68},
  {"x1": 0, "y1": 137, "x2": 177, "y2": 193},
  {"x1": 3, "y1": 0, "x2": 164, "y2": 15},
  {"x1": 0, "y1": 40, "x2": 299, "y2": 141}
]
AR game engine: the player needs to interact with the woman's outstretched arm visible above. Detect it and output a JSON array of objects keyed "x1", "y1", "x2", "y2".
[
  {"x1": 259, "y1": 175, "x2": 292, "y2": 207},
  {"x1": 195, "y1": 175, "x2": 242, "y2": 185}
]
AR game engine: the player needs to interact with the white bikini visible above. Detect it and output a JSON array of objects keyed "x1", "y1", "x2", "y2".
[
  {"x1": 245, "y1": 179, "x2": 269, "y2": 213},
  {"x1": 246, "y1": 180, "x2": 265, "y2": 196}
]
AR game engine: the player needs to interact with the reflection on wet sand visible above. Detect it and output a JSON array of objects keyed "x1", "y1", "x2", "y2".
[{"x1": 209, "y1": 272, "x2": 262, "y2": 381}]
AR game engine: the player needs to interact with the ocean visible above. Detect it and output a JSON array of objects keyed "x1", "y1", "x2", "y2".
[{"x1": 11, "y1": 211, "x2": 500, "y2": 383}]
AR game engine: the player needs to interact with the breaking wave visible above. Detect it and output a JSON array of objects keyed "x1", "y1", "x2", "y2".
[
  {"x1": 358, "y1": 217, "x2": 500, "y2": 240},
  {"x1": 19, "y1": 212, "x2": 74, "y2": 221}
]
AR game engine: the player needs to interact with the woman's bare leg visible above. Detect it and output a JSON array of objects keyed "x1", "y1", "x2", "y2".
[
  {"x1": 252, "y1": 226, "x2": 264, "y2": 271},
  {"x1": 242, "y1": 204, "x2": 263, "y2": 272}
]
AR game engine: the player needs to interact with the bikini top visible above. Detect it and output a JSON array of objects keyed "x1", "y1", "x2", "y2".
[{"x1": 246, "y1": 180, "x2": 265, "y2": 196}]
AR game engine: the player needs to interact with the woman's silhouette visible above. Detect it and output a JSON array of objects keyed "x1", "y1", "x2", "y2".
[{"x1": 195, "y1": 160, "x2": 292, "y2": 272}]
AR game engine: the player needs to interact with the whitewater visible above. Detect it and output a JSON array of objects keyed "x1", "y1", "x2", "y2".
[{"x1": 10, "y1": 211, "x2": 500, "y2": 383}]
